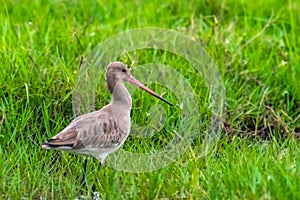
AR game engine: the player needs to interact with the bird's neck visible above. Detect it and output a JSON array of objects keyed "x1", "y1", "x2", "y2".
[{"x1": 111, "y1": 82, "x2": 132, "y2": 110}]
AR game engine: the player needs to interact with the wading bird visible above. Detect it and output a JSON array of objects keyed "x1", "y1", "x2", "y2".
[{"x1": 42, "y1": 61, "x2": 173, "y2": 185}]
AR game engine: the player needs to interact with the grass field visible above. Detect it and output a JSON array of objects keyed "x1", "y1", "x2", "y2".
[{"x1": 1, "y1": 0, "x2": 300, "y2": 199}]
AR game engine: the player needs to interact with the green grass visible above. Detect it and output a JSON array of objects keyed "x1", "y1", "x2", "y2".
[{"x1": 1, "y1": 0, "x2": 300, "y2": 199}]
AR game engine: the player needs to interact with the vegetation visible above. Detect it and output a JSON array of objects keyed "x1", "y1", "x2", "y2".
[{"x1": 1, "y1": 0, "x2": 299, "y2": 199}]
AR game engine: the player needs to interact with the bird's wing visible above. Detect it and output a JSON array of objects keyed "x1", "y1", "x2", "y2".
[{"x1": 42, "y1": 105, "x2": 126, "y2": 151}]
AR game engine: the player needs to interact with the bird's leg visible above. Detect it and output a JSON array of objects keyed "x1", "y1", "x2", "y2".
[
  {"x1": 91, "y1": 158, "x2": 106, "y2": 193},
  {"x1": 80, "y1": 156, "x2": 88, "y2": 188}
]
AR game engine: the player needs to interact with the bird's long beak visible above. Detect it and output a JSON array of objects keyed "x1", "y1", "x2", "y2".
[{"x1": 127, "y1": 76, "x2": 173, "y2": 106}]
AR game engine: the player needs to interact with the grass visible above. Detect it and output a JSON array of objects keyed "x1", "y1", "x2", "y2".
[{"x1": 1, "y1": 0, "x2": 300, "y2": 199}]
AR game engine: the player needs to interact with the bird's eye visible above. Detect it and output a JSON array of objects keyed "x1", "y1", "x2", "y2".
[{"x1": 121, "y1": 68, "x2": 127, "y2": 73}]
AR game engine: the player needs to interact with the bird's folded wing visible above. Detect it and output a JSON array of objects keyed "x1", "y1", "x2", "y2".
[{"x1": 42, "y1": 112, "x2": 125, "y2": 150}]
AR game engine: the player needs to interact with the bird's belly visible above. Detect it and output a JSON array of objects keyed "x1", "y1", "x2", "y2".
[{"x1": 66, "y1": 144, "x2": 122, "y2": 162}]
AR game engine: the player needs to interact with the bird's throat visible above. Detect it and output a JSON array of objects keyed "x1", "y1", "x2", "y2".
[{"x1": 111, "y1": 82, "x2": 132, "y2": 110}]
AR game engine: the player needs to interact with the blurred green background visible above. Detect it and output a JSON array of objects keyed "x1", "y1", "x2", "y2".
[{"x1": 1, "y1": 0, "x2": 299, "y2": 199}]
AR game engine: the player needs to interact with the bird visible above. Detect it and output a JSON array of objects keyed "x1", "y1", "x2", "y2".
[{"x1": 42, "y1": 61, "x2": 173, "y2": 185}]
